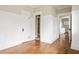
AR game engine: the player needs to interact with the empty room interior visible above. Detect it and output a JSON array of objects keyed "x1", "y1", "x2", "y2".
[{"x1": 0, "y1": 5, "x2": 79, "y2": 54}]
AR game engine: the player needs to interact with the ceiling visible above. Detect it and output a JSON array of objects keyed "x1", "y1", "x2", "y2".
[
  {"x1": 54, "y1": 5, "x2": 71, "y2": 9},
  {"x1": 28, "y1": 5, "x2": 42, "y2": 8},
  {"x1": 28, "y1": 5, "x2": 72, "y2": 9}
]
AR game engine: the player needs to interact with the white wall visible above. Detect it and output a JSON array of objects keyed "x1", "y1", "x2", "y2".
[
  {"x1": 41, "y1": 15, "x2": 59, "y2": 44},
  {"x1": 71, "y1": 6, "x2": 79, "y2": 50},
  {"x1": 0, "y1": 6, "x2": 60, "y2": 50},
  {"x1": 34, "y1": 6, "x2": 59, "y2": 44},
  {"x1": 0, "y1": 11, "x2": 35, "y2": 50}
]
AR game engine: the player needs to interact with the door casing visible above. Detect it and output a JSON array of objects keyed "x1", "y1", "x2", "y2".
[{"x1": 58, "y1": 13, "x2": 72, "y2": 48}]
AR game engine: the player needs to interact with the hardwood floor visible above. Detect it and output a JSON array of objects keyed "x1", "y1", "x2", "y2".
[
  {"x1": 0, "y1": 33, "x2": 79, "y2": 54},
  {"x1": 0, "y1": 40, "x2": 51, "y2": 54},
  {"x1": 68, "y1": 49, "x2": 79, "y2": 54}
]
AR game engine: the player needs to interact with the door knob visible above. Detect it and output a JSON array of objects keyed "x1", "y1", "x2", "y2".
[{"x1": 69, "y1": 28, "x2": 71, "y2": 31}]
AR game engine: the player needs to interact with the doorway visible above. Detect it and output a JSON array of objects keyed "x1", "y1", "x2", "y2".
[
  {"x1": 35, "y1": 15, "x2": 40, "y2": 45},
  {"x1": 59, "y1": 15, "x2": 72, "y2": 49}
]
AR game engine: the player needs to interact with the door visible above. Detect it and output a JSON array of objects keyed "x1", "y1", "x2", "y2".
[
  {"x1": 59, "y1": 15, "x2": 72, "y2": 49},
  {"x1": 35, "y1": 15, "x2": 40, "y2": 45}
]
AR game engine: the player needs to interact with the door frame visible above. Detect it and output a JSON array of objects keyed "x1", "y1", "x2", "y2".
[
  {"x1": 35, "y1": 15, "x2": 40, "y2": 39},
  {"x1": 58, "y1": 12, "x2": 72, "y2": 48},
  {"x1": 34, "y1": 11, "x2": 42, "y2": 40}
]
